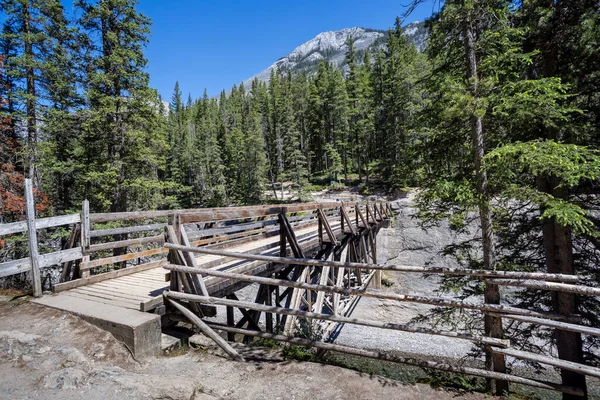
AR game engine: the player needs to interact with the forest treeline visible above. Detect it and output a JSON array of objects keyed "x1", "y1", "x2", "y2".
[
  {"x1": 0, "y1": 0, "x2": 430, "y2": 216},
  {"x1": 0, "y1": 0, "x2": 446, "y2": 219},
  {"x1": 2, "y1": 0, "x2": 600, "y2": 395}
]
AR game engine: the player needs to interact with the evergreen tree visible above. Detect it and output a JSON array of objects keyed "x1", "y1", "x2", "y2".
[
  {"x1": 415, "y1": 1, "x2": 600, "y2": 397},
  {"x1": 38, "y1": 0, "x2": 84, "y2": 213},
  {"x1": 379, "y1": 17, "x2": 422, "y2": 186},
  {"x1": 0, "y1": 0, "x2": 75, "y2": 186},
  {"x1": 357, "y1": 50, "x2": 375, "y2": 183},
  {"x1": 346, "y1": 40, "x2": 375, "y2": 183},
  {"x1": 281, "y1": 73, "x2": 308, "y2": 195},
  {"x1": 75, "y1": 0, "x2": 173, "y2": 212},
  {"x1": 193, "y1": 91, "x2": 227, "y2": 206}
]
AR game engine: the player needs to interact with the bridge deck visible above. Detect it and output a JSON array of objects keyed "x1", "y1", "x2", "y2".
[{"x1": 47, "y1": 221, "x2": 342, "y2": 313}]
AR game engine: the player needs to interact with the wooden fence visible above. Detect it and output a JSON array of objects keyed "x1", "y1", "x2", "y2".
[
  {"x1": 164, "y1": 243, "x2": 600, "y2": 398},
  {"x1": 0, "y1": 180, "x2": 82, "y2": 296}
]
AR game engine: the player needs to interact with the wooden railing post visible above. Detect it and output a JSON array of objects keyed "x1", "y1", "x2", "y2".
[
  {"x1": 484, "y1": 281, "x2": 508, "y2": 394},
  {"x1": 80, "y1": 200, "x2": 91, "y2": 278},
  {"x1": 24, "y1": 179, "x2": 42, "y2": 297},
  {"x1": 81, "y1": 200, "x2": 90, "y2": 249}
]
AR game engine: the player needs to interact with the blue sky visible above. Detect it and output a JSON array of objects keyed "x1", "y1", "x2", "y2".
[{"x1": 118, "y1": 1, "x2": 439, "y2": 100}]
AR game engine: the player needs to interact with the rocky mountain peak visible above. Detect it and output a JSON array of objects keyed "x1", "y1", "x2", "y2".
[{"x1": 244, "y1": 21, "x2": 427, "y2": 86}]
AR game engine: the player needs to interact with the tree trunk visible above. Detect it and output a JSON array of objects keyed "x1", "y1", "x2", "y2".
[
  {"x1": 528, "y1": 3, "x2": 588, "y2": 396},
  {"x1": 538, "y1": 175, "x2": 588, "y2": 400},
  {"x1": 462, "y1": 11, "x2": 507, "y2": 395}
]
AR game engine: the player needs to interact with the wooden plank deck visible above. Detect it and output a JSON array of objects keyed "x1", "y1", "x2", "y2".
[{"x1": 55, "y1": 220, "x2": 343, "y2": 312}]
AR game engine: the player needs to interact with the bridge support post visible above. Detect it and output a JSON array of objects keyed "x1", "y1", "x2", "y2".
[
  {"x1": 24, "y1": 179, "x2": 42, "y2": 297},
  {"x1": 369, "y1": 229, "x2": 381, "y2": 289}
]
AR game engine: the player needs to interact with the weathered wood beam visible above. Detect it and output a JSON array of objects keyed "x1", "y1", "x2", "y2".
[
  {"x1": 488, "y1": 313, "x2": 600, "y2": 338},
  {"x1": 178, "y1": 226, "x2": 209, "y2": 296},
  {"x1": 81, "y1": 200, "x2": 91, "y2": 250},
  {"x1": 0, "y1": 213, "x2": 80, "y2": 236},
  {"x1": 494, "y1": 348, "x2": 600, "y2": 379},
  {"x1": 163, "y1": 243, "x2": 580, "y2": 282},
  {"x1": 365, "y1": 204, "x2": 376, "y2": 224},
  {"x1": 340, "y1": 205, "x2": 357, "y2": 235},
  {"x1": 60, "y1": 224, "x2": 81, "y2": 282},
  {"x1": 89, "y1": 202, "x2": 350, "y2": 224},
  {"x1": 317, "y1": 208, "x2": 339, "y2": 245},
  {"x1": 278, "y1": 213, "x2": 304, "y2": 258},
  {"x1": 205, "y1": 324, "x2": 583, "y2": 397},
  {"x1": 164, "y1": 264, "x2": 579, "y2": 322},
  {"x1": 165, "y1": 297, "x2": 244, "y2": 362},
  {"x1": 486, "y1": 279, "x2": 600, "y2": 297},
  {"x1": 53, "y1": 259, "x2": 167, "y2": 293},
  {"x1": 87, "y1": 234, "x2": 164, "y2": 253},
  {"x1": 227, "y1": 294, "x2": 262, "y2": 332},
  {"x1": 90, "y1": 223, "x2": 166, "y2": 238},
  {"x1": 24, "y1": 179, "x2": 42, "y2": 297},
  {"x1": 167, "y1": 291, "x2": 510, "y2": 348},
  {"x1": 164, "y1": 224, "x2": 201, "y2": 314},
  {"x1": 80, "y1": 247, "x2": 166, "y2": 271}
]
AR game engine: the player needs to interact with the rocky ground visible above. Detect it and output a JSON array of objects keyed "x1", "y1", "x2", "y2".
[
  {"x1": 0, "y1": 298, "x2": 493, "y2": 400},
  {"x1": 336, "y1": 192, "x2": 476, "y2": 359}
]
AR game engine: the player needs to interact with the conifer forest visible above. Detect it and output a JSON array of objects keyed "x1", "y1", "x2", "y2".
[{"x1": 1, "y1": 0, "x2": 600, "y2": 394}]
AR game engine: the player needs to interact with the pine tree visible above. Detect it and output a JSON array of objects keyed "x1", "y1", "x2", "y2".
[
  {"x1": 345, "y1": 36, "x2": 360, "y2": 180},
  {"x1": 415, "y1": 1, "x2": 600, "y2": 397},
  {"x1": 38, "y1": 0, "x2": 85, "y2": 213},
  {"x1": 357, "y1": 50, "x2": 375, "y2": 183},
  {"x1": 346, "y1": 39, "x2": 375, "y2": 183},
  {"x1": 167, "y1": 81, "x2": 187, "y2": 189},
  {"x1": 0, "y1": 0, "x2": 68, "y2": 186},
  {"x1": 75, "y1": 0, "x2": 172, "y2": 211},
  {"x1": 281, "y1": 73, "x2": 308, "y2": 195},
  {"x1": 379, "y1": 17, "x2": 422, "y2": 186},
  {"x1": 192, "y1": 90, "x2": 227, "y2": 206}
]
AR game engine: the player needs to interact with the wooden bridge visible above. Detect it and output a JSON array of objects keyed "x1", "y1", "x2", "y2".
[
  {"x1": 48, "y1": 200, "x2": 388, "y2": 315},
  {"x1": 2, "y1": 179, "x2": 600, "y2": 399},
  {"x1": 0, "y1": 181, "x2": 392, "y2": 355}
]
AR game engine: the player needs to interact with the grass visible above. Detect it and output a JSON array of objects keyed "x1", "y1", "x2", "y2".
[
  {"x1": 281, "y1": 344, "x2": 317, "y2": 362},
  {"x1": 0, "y1": 288, "x2": 25, "y2": 297},
  {"x1": 381, "y1": 271, "x2": 396, "y2": 287},
  {"x1": 164, "y1": 341, "x2": 190, "y2": 357},
  {"x1": 417, "y1": 368, "x2": 487, "y2": 392}
]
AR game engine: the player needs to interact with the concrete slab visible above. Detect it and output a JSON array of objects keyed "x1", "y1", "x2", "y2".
[{"x1": 33, "y1": 293, "x2": 161, "y2": 358}]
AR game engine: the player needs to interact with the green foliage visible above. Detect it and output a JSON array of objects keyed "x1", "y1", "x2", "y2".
[
  {"x1": 485, "y1": 140, "x2": 600, "y2": 188},
  {"x1": 281, "y1": 344, "x2": 317, "y2": 362},
  {"x1": 418, "y1": 369, "x2": 487, "y2": 393},
  {"x1": 485, "y1": 140, "x2": 600, "y2": 236},
  {"x1": 414, "y1": 0, "x2": 600, "y2": 374}
]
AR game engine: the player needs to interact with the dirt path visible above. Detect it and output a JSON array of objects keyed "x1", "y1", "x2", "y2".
[{"x1": 0, "y1": 297, "x2": 494, "y2": 400}]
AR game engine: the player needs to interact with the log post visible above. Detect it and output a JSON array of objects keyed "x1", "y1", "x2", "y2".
[
  {"x1": 370, "y1": 229, "x2": 381, "y2": 289},
  {"x1": 24, "y1": 179, "x2": 42, "y2": 297},
  {"x1": 80, "y1": 200, "x2": 91, "y2": 279},
  {"x1": 226, "y1": 305, "x2": 235, "y2": 341},
  {"x1": 81, "y1": 200, "x2": 90, "y2": 250}
]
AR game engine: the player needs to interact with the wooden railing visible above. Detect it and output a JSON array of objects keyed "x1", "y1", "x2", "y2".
[
  {"x1": 162, "y1": 243, "x2": 599, "y2": 398},
  {"x1": 0, "y1": 179, "x2": 82, "y2": 296},
  {"x1": 0, "y1": 179, "x2": 392, "y2": 297}
]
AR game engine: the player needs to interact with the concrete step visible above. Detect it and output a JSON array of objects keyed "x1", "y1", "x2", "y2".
[{"x1": 33, "y1": 293, "x2": 161, "y2": 358}]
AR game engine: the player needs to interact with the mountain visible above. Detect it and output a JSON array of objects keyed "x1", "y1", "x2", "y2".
[{"x1": 244, "y1": 21, "x2": 427, "y2": 86}]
